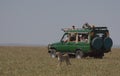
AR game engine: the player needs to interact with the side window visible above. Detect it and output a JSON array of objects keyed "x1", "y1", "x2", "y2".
[
  {"x1": 78, "y1": 33, "x2": 88, "y2": 43},
  {"x1": 62, "y1": 33, "x2": 77, "y2": 42},
  {"x1": 70, "y1": 33, "x2": 76, "y2": 42}
]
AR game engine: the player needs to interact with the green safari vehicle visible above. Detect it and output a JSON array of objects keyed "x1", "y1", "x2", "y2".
[{"x1": 48, "y1": 25, "x2": 113, "y2": 59}]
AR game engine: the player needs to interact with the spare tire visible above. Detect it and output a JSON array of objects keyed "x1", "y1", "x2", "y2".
[
  {"x1": 92, "y1": 37, "x2": 103, "y2": 50},
  {"x1": 104, "y1": 37, "x2": 113, "y2": 50}
]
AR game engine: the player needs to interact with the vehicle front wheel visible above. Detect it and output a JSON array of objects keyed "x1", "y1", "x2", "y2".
[
  {"x1": 75, "y1": 50, "x2": 84, "y2": 59},
  {"x1": 50, "y1": 49, "x2": 56, "y2": 58}
]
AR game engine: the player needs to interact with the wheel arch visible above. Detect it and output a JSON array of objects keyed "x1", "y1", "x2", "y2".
[
  {"x1": 75, "y1": 48, "x2": 82, "y2": 52},
  {"x1": 48, "y1": 47, "x2": 56, "y2": 53}
]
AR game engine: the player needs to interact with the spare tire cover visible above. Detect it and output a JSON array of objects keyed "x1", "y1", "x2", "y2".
[
  {"x1": 92, "y1": 37, "x2": 103, "y2": 50},
  {"x1": 104, "y1": 37, "x2": 113, "y2": 50}
]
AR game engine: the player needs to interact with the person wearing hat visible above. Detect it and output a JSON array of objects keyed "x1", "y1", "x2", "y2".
[{"x1": 72, "y1": 25, "x2": 75, "y2": 30}]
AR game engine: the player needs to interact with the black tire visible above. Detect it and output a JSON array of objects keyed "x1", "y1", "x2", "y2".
[
  {"x1": 75, "y1": 50, "x2": 84, "y2": 59},
  {"x1": 50, "y1": 49, "x2": 56, "y2": 58},
  {"x1": 94, "y1": 52, "x2": 104, "y2": 59}
]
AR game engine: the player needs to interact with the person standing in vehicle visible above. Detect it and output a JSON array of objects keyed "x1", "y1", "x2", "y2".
[{"x1": 72, "y1": 25, "x2": 75, "y2": 30}]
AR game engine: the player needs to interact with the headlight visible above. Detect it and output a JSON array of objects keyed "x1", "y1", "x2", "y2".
[{"x1": 48, "y1": 44, "x2": 51, "y2": 49}]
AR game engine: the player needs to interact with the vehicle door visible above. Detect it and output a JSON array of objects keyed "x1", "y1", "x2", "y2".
[
  {"x1": 76, "y1": 33, "x2": 91, "y2": 53},
  {"x1": 58, "y1": 33, "x2": 70, "y2": 52},
  {"x1": 58, "y1": 33, "x2": 77, "y2": 52}
]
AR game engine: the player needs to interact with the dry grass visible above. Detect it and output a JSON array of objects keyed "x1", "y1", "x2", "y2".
[{"x1": 0, "y1": 46, "x2": 120, "y2": 76}]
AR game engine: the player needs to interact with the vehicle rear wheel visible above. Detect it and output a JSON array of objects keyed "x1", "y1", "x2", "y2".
[
  {"x1": 94, "y1": 52, "x2": 104, "y2": 59},
  {"x1": 50, "y1": 49, "x2": 56, "y2": 58},
  {"x1": 75, "y1": 50, "x2": 84, "y2": 59}
]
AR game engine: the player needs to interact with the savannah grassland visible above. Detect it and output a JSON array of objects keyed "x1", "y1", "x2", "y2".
[{"x1": 0, "y1": 46, "x2": 119, "y2": 76}]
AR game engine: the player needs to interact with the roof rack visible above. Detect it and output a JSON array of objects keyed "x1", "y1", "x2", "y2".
[
  {"x1": 61, "y1": 26, "x2": 107, "y2": 33},
  {"x1": 93, "y1": 27, "x2": 107, "y2": 30}
]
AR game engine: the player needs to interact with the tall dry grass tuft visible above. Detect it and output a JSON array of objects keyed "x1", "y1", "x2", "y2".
[{"x1": 0, "y1": 46, "x2": 120, "y2": 76}]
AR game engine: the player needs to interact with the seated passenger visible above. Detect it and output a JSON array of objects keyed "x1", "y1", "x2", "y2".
[
  {"x1": 70, "y1": 36, "x2": 76, "y2": 41},
  {"x1": 79, "y1": 35, "x2": 88, "y2": 42}
]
